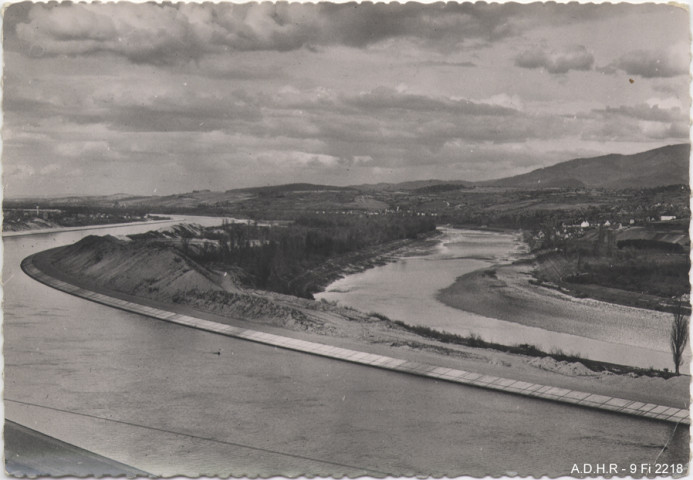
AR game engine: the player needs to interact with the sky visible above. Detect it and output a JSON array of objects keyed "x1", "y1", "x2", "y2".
[{"x1": 2, "y1": 2, "x2": 690, "y2": 197}]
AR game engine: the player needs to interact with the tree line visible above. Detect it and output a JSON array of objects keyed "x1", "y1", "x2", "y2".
[{"x1": 184, "y1": 214, "x2": 436, "y2": 297}]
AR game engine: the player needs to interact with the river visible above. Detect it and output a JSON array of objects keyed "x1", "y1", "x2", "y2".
[
  {"x1": 3, "y1": 218, "x2": 688, "y2": 475},
  {"x1": 317, "y1": 228, "x2": 686, "y2": 370}
]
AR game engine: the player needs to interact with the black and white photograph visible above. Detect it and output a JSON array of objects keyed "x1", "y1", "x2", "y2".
[{"x1": 2, "y1": 1, "x2": 691, "y2": 477}]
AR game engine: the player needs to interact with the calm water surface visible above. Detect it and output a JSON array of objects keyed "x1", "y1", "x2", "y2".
[
  {"x1": 3, "y1": 219, "x2": 687, "y2": 475},
  {"x1": 317, "y1": 228, "x2": 683, "y2": 370}
]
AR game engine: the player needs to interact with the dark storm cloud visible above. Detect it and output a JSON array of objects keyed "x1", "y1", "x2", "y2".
[{"x1": 515, "y1": 45, "x2": 594, "y2": 74}]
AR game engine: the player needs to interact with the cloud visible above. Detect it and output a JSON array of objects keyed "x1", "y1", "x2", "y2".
[
  {"x1": 579, "y1": 101, "x2": 688, "y2": 142},
  {"x1": 54, "y1": 140, "x2": 124, "y2": 160},
  {"x1": 579, "y1": 114, "x2": 688, "y2": 142},
  {"x1": 515, "y1": 45, "x2": 594, "y2": 74},
  {"x1": 608, "y1": 48, "x2": 688, "y2": 78},
  {"x1": 4, "y1": 2, "x2": 689, "y2": 197},
  {"x1": 256, "y1": 150, "x2": 341, "y2": 168},
  {"x1": 14, "y1": 3, "x2": 307, "y2": 63},
  {"x1": 482, "y1": 94, "x2": 524, "y2": 111},
  {"x1": 44, "y1": 81, "x2": 547, "y2": 177},
  {"x1": 3, "y1": 164, "x2": 36, "y2": 180},
  {"x1": 39, "y1": 163, "x2": 62, "y2": 175},
  {"x1": 638, "y1": 121, "x2": 689, "y2": 140},
  {"x1": 652, "y1": 82, "x2": 688, "y2": 96},
  {"x1": 592, "y1": 103, "x2": 685, "y2": 123},
  {"x1": 418, "y1": 60, "x2": 477, "y2": 68},
  {"x1": 8, "y1": 3, "x2": 548, "y2": 64},
  {"x1": 344, "y1": 87, "x2": 518, "y2": 117}
]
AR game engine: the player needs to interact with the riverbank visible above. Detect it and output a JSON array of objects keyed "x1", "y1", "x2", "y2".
[
  {"x1": 437, "y1": 261, "x2": 685, "y2": 370},
  {"x1": 286, "y1": 230, "x2": 443, "y2": 298},
  {"x1": 529, "y1": 250, "x2": 689, "y2": 314},
  {"x1": 11, "y1": 216, "x2": 690, "y2": 476},
  {"x1": 26, "y1": 240, "x2": 690, "y2": 409},
  {"x1": 20, "y1": 256, "x2": 692, "y2": 425}
]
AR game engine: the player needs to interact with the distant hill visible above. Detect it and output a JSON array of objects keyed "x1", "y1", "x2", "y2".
[
  {"x1": 8, "y1": 144, "x2": 688, "y2": 211},
  {"x1": 5, "y1": 193, "x2": 140, "y2": 206},
  {"x1": 352, "y1": 179, "x2": 473, "y2": 192},
  {"x1": 234, "y1": 183, "x2": 355, "y2": 194},
  {"x1": 352, "y1": 144, "x2": 689, "y2": 191},
  {"x1": 484, "y1": 143, "x2": 690, "y2": 189}
]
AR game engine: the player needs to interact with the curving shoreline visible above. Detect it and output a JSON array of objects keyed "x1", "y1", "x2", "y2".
[
  {"x1": 437, "y1": 262, "x2": 679, "y2": 357},
  {"x1": 21, "y1": 249, "x2": 691, "y2": 424},
  {"x1": 320, "y1": 226, "x2": 682, "y2": 371}
]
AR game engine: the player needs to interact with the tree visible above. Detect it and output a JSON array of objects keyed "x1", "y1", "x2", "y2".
[
  {"x1": 670, "y1": 301, "x2": 689, "y2": 375},
  {"x1": 181, "y1": 237, "x2": 191, "y2": 256}
]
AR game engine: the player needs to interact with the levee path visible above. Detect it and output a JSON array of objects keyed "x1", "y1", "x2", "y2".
[{"x1": 22, "y1": 253, "x2": 689, "y2": 426}]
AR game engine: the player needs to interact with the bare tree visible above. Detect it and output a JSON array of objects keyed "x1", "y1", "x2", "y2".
[{"x1": 670, "y1": 301, "x2": 689, "y2": 375}]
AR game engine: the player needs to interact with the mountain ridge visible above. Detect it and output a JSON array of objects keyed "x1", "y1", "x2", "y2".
[{"x1": 482, "y1": 143, "x2": 689, "y2": 189}]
